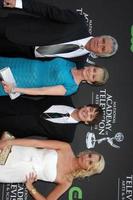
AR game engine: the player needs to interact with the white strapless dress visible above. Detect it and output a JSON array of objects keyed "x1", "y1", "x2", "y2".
[{"x1": 0, "y1": 146, "x2": 58, "y2": 183}]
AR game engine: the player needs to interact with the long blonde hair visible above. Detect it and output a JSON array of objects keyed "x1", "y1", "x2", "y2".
[{"x1": 70, "y1": 150, "x2": 105, "y2": 179}]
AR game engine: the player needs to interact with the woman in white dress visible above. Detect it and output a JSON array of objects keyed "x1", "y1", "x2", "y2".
[{"x1": 0, "y1": 137, "x2": 105, "y2": 200}]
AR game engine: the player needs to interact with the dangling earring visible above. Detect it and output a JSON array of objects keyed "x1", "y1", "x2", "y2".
[
  {"x1": 82, "y1": 80, "x2": 87, "y2": 83},
  {"x1": 87, "y1": 80, "x2": 93, "y2": 85},
  {"x1": 85, "y1": 121, "x2": 89, "y2": 125}
]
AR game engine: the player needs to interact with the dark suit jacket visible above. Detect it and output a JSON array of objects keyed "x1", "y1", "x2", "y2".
[
  {"x1": 6, "y1": 0, "x2": 89, "y2": 45},
  {"x1": 0, "y1": 96, "x2": 78, "y2": 142},
  {"x1": 0, "y1": 0, "x2": 90, "y2": 66}
]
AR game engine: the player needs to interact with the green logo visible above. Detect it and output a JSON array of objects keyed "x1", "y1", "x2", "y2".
[
  {"x1": 68, "y1": 186, "x2": 83, "y2": 200},
  {"x1": 130, "y1": 25, "x2": 133, "y2": 52}
]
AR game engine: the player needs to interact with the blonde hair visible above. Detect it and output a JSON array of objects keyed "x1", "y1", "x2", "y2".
[
  {"x1": 70, "y1": 150, "x2": 105, "y2": 179},
  {"x1": 84, "y1": 65, "x2": 109, "y2": 85}
]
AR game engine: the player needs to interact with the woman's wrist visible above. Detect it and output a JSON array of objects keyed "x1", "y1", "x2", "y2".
[
  {"x1": 28, "y1": 186, "x2": 37, "y2": 195},
  {"x1": 14, "y1": 87, "x2": 24, "y2": 94},
  {"x1": 30, "y1": 187, "x2": 37, "y2": 195},
  {"x1": 26, "y1": 182, "x2": 33, "y2": 190},
  {"x1": 7, "y1": 139, "x2": 13, "y2": 146},
  {"x1": 10, "y1": 85, "x2": 16, "y2": 93},
  {"x1": 12, "y1": 87, "x2": 21, "y2": 94}
]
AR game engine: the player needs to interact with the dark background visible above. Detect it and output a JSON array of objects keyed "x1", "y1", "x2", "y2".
[{"x1": 0, "y1": 0, "x2": 133, "y2": 199}]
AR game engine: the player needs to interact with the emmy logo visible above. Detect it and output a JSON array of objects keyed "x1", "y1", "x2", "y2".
[{"x1": 86, "y1": 132, "x2": 124, "y2": 149}]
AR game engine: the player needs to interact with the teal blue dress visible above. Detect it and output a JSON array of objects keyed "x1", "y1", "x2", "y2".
[{"x1": 0, "y1": 57, "x2": 78, "y2": 96}]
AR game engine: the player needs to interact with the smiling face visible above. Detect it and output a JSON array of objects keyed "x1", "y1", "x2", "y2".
[
  {"x1": 78, "y1": 152, "x2": 100, "y2": 170},
  {"x1": 83, "y1": 66, "x2": 104, "y2": 84},
  {"x1": 77, "y1": 106, "x2": 98, "y2": 123},
  {"x1": 86, "y1": 36, "x2": 113, "y2": 56}
]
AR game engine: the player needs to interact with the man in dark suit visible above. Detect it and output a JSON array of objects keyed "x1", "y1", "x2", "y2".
[
  {"x1": 0, "y1": 96, "x2": 102, "y2": 142},
  {"x1": 0, "y1": 0, "x2": 118, "y2": 66}
]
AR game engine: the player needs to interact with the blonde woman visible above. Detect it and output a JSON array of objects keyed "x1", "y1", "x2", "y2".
[
  {"x1": 0, "y1": 138, "x2": 105, "y2": 200},
  {"x1": 0, "y1": 57, "x2": 109, "y2": 97}
]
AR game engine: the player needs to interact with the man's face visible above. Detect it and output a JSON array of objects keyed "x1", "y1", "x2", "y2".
[
  {"x1": 86, "y1": 36, "x2": 113, "y2": 55},
  {"x1": 78, "y1": 106, "x2": 97, "y2": 123}
]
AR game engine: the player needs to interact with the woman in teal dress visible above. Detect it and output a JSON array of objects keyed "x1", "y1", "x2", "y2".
[{"x1": 0, "y1": 57, "x2": 109, "y2": 97}]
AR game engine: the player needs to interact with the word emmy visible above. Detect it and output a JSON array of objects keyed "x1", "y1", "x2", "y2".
[{"x1": 130, "y1": 25, "x2": 133, "y2": 52}]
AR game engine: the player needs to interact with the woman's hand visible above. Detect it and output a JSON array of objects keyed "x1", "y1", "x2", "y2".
[
  {"x1": 0, "y1": 139, "x2": 9, "y2": 151},
  {"x1": 25, "y1": 172, "x2": 37, "y2": 190},
  {"x1": 0, "y1": 132, "x2": 14, "y2": 150},
  {"x1": 1, "y1": 81, "x2": 15, "y2": 94}
]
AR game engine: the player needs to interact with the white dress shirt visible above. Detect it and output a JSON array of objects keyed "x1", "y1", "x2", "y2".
[
  {"x1": 43, "y1": 105, "x2": 78, "y2": 124},
  {"x1": 35, "y1": 37, "x2": 92, "y2": 58}
]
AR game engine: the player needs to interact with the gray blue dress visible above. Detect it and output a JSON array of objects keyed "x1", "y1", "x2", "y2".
[{"x1": 0, "y1": 57, "x2": 78, "y2": 96}]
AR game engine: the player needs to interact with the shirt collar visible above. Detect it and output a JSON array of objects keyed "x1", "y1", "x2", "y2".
[
  {"x1": 78, "y1": 36, "x2": 93, "y2": 51},
  {"x1": 44, "y1": 105, "x2": 78, "y2": 123}
]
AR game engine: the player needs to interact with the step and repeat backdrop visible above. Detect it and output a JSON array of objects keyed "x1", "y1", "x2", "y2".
[{"x1": 0, "y1": 0, "x2": 133, "y2": 200}]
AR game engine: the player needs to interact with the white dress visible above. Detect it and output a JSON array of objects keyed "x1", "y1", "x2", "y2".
[{"x1": 0, "y1": 146, "x2": 58, "y2": 183}]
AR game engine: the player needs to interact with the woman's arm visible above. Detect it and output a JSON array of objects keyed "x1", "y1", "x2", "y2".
[
  {"x1": 26, "y1": 173, "x2": 72, "y2": 200},
  {"x1": 2, "y1": 138, "x2": 70, "y2": 150},
  {"x1": 15, "y1": 85, "x2": 66, "y2": 96},
  {"x1": 30, "y1": 183, "x2": 71, "y2": 200},
  {"x1": 2, "y1": 81, "x2": 66, "y2": 96}
]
